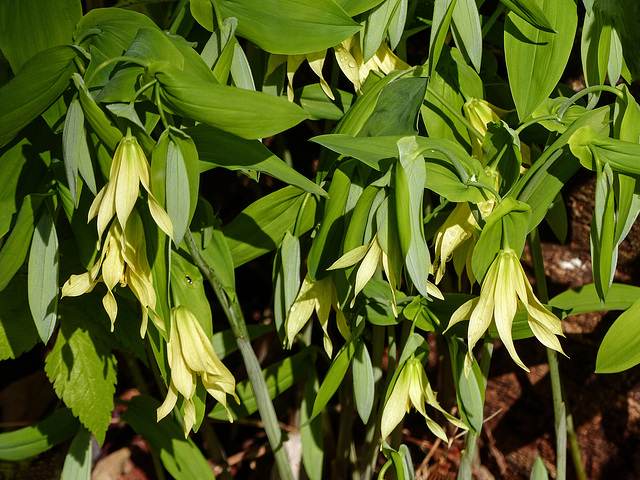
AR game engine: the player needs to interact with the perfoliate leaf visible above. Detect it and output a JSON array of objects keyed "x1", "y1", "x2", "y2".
[
  {"x1": 212, "y1": 0, "x2": 360, "y2": 55},
  {"x1": 150, "y1": 63, "x2": 309, "y2": 140},
  {"x1": 44, "y1": 300, "x2": 118, "y2": 445},
  {"x1": 505, "y1": 0, "x2": 577, "y2": 120}
]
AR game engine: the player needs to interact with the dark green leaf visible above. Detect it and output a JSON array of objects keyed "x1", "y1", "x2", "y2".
[
  {"x1": 301, "y1": 370, "x2": 324, "y2": 480},
  {"x1": 0, "y1": 275, "x2": 40, "y2": 361},
  {"x1": 353, "y1": 339, "x2": 375, "y2": 423},
  {"x1": 0, "y1": 408, "x2": 79, "y2": 461},
  {"x1": 121, "y1": 395, "x2": 214, "y2": 480},
  {"x1": 188, "y1": 125, "x2": 327, "y2": 197},
  {"x1": 311, "y1": 340, "x2": 357, "y2": 421},
  {"x1": 28, "y1": 210, "x2": 59, "y2": 344},
  {"x1": 151, "y1": 63, "x2": 309, "y2": 140},
  {"x1": 0, "y1": 46, "x2": 77, "y2": 148},
  {"x1": 212, "y1": 0, "x2": 360, "y2": 55}
]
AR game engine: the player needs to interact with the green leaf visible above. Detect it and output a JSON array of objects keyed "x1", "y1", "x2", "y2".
[
  {"x1": 294, "y1": 84, "x2": 354, "y2": 121},
  {"x1": 307, "y1": 161, "x2": 355, "y2": 280},
  {"x1": 0, "y1": 46, "x2": 77, "y2": 148},
  {"x1": 590, "y1": 162, "x2": 617, "y2": 301},
  {"x1": 0, "y1": 0, "x2": 81, "y2": 73},
  {"x1": 44, "y1": 300, "x2": 118, "y2": 445},
  {"x1": 212, "y1": 0, "x2": 360, "y2": 55},
  {"x1": 310, "y1": 339, "x2": 357, "y2": 421},
  {"x1": 60, "y1": 428, "x2": 92, "y2": 480},
  {"x1": 197, "y1": 216, "x2": 236, "y2": 300},
  {"x1": 472, "y1": 198, "x2": 531, "y2": 282},
  {"x1": 353, "y1": 339, "x2": 375, "y2": 423},
  {"x1": 422, "y1": 46, "x2": 482, "y2": 149},
  {"x1": 544, "y1": 192, "x2": 568, "y2": 244},
  {"x1": 188, "y1": 124, "x2": 327, "y2": 197},
  {"x1": 151, "y1": 128, "x2": 200, "y2": 246},
  {"x1": 0, "y1": 194, "x2": 44, "y2": 292},
  {"x1": 449, "y1": 337, "x2": 484, "y2": 433},
  {"x1": 451, "y1": 0, "x2": 482, "y2": 71},
  {"x1": 63, "y1": 99, "x2": 96, "y2": 205},
  {"x1": 529, "y1": 456, "x2": 550, "y2": 480},
  {"x1": 504, "y1": 0, "x2": 577, "y2": 120},
  {"x1": 301, "y1": 370, "x2": 324, "y2": 480},
  {"x1": 549, "y1": 283, "x2": 640, "y2": 315},
  {"x1": 0, "y1": 408, "x2": 79, "y2": 461},
  {"x1": 211, "y1": 324, "x2": 274, "y2": 360},
  {"x1": 337, "y1": 0, "x2": 385, "y2": 16},
  {"x1": 499, "y1": 0, "x2": 554, "y2": 32},
  {"x1": 569, "y1": 125, "x2": 640, "y2": 176},
  {"x1": 209, "y1": 349, "x2": 313, "y2": 420},
  {"x1": 224, "y1": 186, "x2": 317, "y2": 267},
  {"x1": 361, "y1": 0, "x2": 401, "y2": 62},
  {"x1": 121, "y1": 395, "x2": 214, "y2": 480},
  {"x1": 273, "y1": 232, "x2": 301, "y2": 342},
  {"x1": 170, "y1": 251, "x2": 213, "y2": 339},
  {"x1": 429, "y1": 0, "x2": 458, "y2": 77},
  {"x1": 150, "y1": 63, "x2": 309, "y2": 140},
  {"x1": 0, "y1": 275, "x2": 40, "y2": 361},
  {"x1": 596, "y1": 298, "x2": 640, "y2": 373},
  {"x1": 396, "y1": 137, "x2": 431, "y2": 297},
  {"x1": 358, "y1": 75, "x2": 427, "y2": 137},
  {"x1": 28, "y1": 210, "x2": 59, "y2": 344}
]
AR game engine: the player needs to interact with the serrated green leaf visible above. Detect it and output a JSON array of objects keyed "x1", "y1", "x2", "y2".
[
  {"x1": 596, "y1": 298, "x2": 640, "y2": 373},
  {"x1": 223, "y1": 186, "x2": 317, "y2": 267},
  {"x1": 60, "y1": 428, "x2": 92, "y2": 480},
  {"x1": 188, "y1": 124, "x2": 327, "y2": 197},
  {"x1": 212, "y1": 0, "x2": 360, "y2": 55},
  {"x1": 505, "y1": 0, "x2": 577, "y2": 121},
  {"x1": 121, "y1": 395, "x2": 214, "y2": 480},
  {"x1": 0, "y1": 275, "x2": 40, "y2": 361},
  {"x1": 151, "y1": 63, "x2": 309, "y2": 140},
  {"x1": 0, "y1": 194, "x2": 44, "y2": 292},
  {"x1": 44, "y1": 300, "x2": 117, "y2": 445},
  {"x1": 209, "y1": 349, "x2": 313, "y2": 420},
  {"x1": 0, "y1": 46, "x2": 77, "y2": 148},
  {"x1": 0, "y1": 0, "x2": 81, "y2": 73},
  {"x1": 0, "y1": 408, "x2": 79, "y2": 461},
  {"x1": 28, "y1": 210, "x2": 59, "y2": 344}
]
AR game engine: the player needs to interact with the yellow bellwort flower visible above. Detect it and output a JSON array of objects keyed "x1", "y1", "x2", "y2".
[
  {"x1": 334, "y1": 35, "x2": 410, "y2": 93},
  {"x1": 285, "y1": 273, "x2": 348, "y2": 357},
  {"x1": 464, "y1": 98, "x2": 509, "y2": 160},
  {"x1": 88, "y1": 132, "x2": 173, "y2": 242},
  {"x1": 157, "y1": 306, "x2": 239, "y2": 437},
  {"x1": 447, "y1": 249, "x2": 566, "y2": 376},
  {"x1": 380, "y1": 357, "x2": 467, "y2": 442},
  {"x1": 62, "y1": 210, "x2": 162, "y2": 336}
]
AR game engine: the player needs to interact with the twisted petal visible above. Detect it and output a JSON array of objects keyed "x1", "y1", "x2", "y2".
[
  {"x1": 114, "y1": 138, "x2": 140, "y2": 231},
  {"x1": 285, "y1": 274, "x2": 318, "y2": 347},
  {"x1": 157, "y1": 381, "x2": 179, "y2": 421},
  {"x1": 351, "y1": 238, "x2": 381, "y2": 307},
  {"x1": 102, "y1": 290, "x2": 118, "y2": 331}
]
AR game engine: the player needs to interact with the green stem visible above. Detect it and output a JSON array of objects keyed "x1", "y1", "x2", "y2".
[
  {"x1": 425, "y1": 86, "x2": 484, "y2": 141},
  {"x1": 184, "y1": 231, "x2": 294, "y2": 480},
  {"x1": 168, "y1": 0, "x2": 189, "y2": 35},
  {"x1": 515, "y1": 115, "x2": 558, "y2": 134},
  {"x1": 556, "y1": 85, "x2": 624, "y2": 120},
  {"x1": 481, "y1": 4, "x2": 505, "y2": 38},
  {"x1": 458, "y1": 338, "x2": 494, "y2": 479},
  {"x1": 528, "y1": 227, "x2": 586, "y2": 480}
]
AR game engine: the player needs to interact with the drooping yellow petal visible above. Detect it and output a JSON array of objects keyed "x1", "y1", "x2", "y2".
[
  {"x1": 147, "y1": 193, "x2": 174, "y2": 241},
  {"x1": 493, "y1": 252, "x2": 527, "y2": 371},
  {"x1": 380, "y1": 364, "x2": 411, "y2": 440},
  {"x1": 306, "y1": 50, "x2": 334, "y2": 100},
  {"x1": 351, "y1": 238, "x2": 382, "y2": 307},
  {"x1": 114, "y1": 138, "x2": 140, "y2": 231},
  {"x1": 328, "y1": 244, "x2": 370, "y2": 270},
  {"x1": 157, "y1": 381, "x2": 179, "y2": 421},
  {"x1": 285, "y1": 273, "x2": 318, "y2": 347},
  {"x1": 102, "y1": 290, "x2": 118, "y2": 331},
  {"x1": 286, "y1": 54, "x2": 305, "y2": 102}
]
